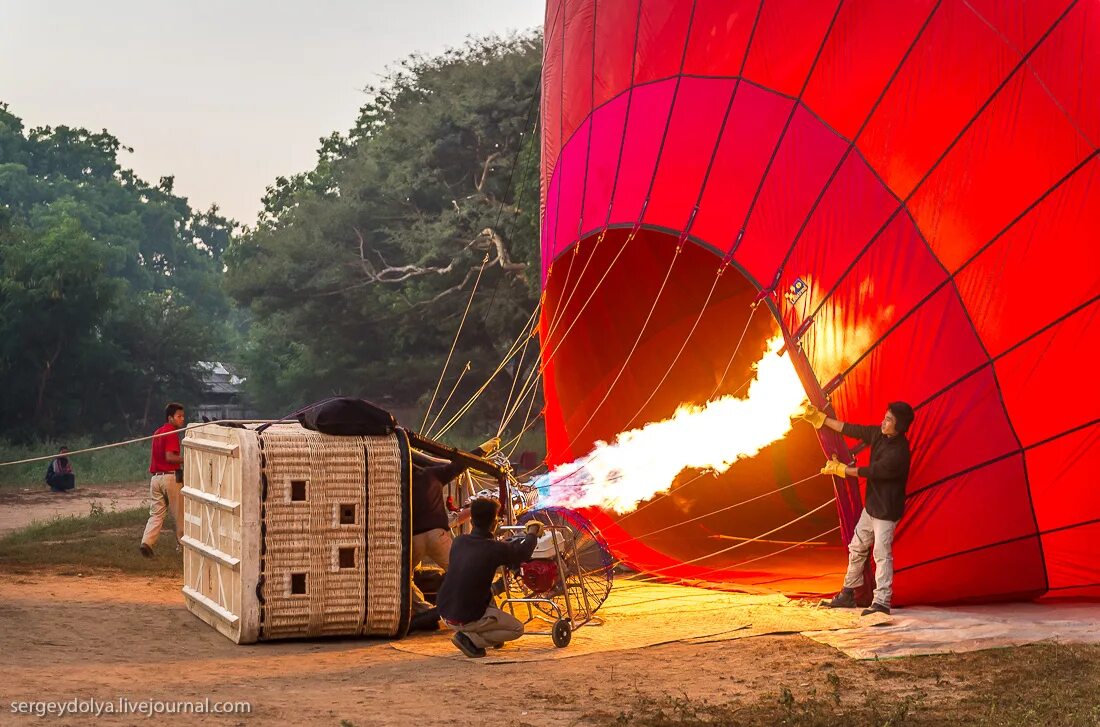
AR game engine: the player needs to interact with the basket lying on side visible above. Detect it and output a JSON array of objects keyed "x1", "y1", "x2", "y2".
[{"x1": 180, "y1": 422, "x2": 413, "y2": 644}]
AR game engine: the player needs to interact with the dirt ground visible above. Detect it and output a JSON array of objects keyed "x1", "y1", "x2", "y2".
[
  {"x1": 0, "y1": 484, "x2": 148, "y2": 535},
  {"x1": 2, "y1": 570, "x2": 1098, "y2": 727}
]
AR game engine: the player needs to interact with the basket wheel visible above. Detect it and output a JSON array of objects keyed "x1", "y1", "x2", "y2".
[{"x1": 552, "y1": 618, "x2": 572, "y2": 648}]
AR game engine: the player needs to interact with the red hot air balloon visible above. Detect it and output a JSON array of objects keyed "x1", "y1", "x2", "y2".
[{"x1": 538, "y1": 0, "x2": 1099, "y2": 604}]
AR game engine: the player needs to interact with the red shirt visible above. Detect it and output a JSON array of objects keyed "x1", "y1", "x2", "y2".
[{"x1": 150, "y1": 422, "x2": 181, "y2": 474}]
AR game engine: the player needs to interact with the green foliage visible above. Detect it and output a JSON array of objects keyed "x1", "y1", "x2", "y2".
[
  {"x1": 0, "y1": 101, "x2": 236, "y2": 441},
  {"x1": 226, "y1": 34, "x2": 543, "y2": 435},
  {"x1": 0, "y1": 437, "x2": 147, "y2": 488}
]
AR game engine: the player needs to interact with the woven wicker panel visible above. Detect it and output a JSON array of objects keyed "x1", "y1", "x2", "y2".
[
  {"x1": 364, "y1": 434, "x2": 406, "y2": 635},
  {"x1": 256, "y1": 423, "x2": 407, "y2": 640}
]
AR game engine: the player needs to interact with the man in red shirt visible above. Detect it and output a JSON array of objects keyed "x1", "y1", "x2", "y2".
[{"x1": 139, "y1": 402, "x2": 186, "y2": 557}]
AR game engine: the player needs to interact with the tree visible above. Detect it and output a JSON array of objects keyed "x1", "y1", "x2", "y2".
[
  {"x1": 226, "y1": 34, "x2": 543, "y2": 435},
  {"x1": 0, "y1": 102, "x2": 237, "y2": 440}
]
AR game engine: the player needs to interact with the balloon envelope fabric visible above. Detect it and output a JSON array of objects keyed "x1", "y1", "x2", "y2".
[{"x1": 538, "y1": 0, "x2": 1099, "y2": 605}]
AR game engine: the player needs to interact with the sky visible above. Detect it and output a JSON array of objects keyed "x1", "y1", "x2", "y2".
[{"x1": 1, "y1": 0, "x2": 545, "y2": 225}]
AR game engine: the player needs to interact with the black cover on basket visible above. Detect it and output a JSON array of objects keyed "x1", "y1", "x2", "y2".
[{"x1": 297, "y1": 397, "x2": 397, "y2": 436}]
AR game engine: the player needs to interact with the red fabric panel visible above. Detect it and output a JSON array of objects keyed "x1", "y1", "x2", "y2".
[
  {"x1": 1041, "y1": 521, "x2": 1100, "y2": 594},
  {"x1": 905, "y1": 368, "x2": 1019, "y2": 487},
  {"x1": 965, "y1": 0, "x2": 1071, "y2": 52},
  {"x1": 1027, "y1": 421, "x2": 1100, "y2": 533},
  {"x1": 778, "y1": 153, "x2": 901, "y2": 337},
  {"x1": 541, "y1": 162, "x2": 563, "y2": 282},
  {"x1": 896, "y1": 455, "x2": 1035, "y2": 570},
  {"x1": 892, "y1": 537, "x2": 1046, "y2": 605},
  {"x1": 550, "y1": 119, "x2": 590, "y2": 255},
  {"x1": 609, "y1": 81, "x2": 678, "y2": 224},
  {"x1": 735, "y1": 105, "x2": 848, "y2": 287},
  {"x1": 633, "y1": 1, "x2": 695, "y2": 85},
  {"x1": 742, "y1": 0, "x2": 841, "y2": 97},
  {"x1": 858, "y1": 0, "x2": 1019, "y2": 199},
  {"x1": 909, "y1": 71, "x2": 1093, "y2": 273},
  {"x1": 691, "y1": 82, "x2": 792, "y2": 258},
  {"x1": 954, "y1": 157, "x2": 1100, "y2": 357},
  {"x1": 681, "y1": 0, "x2": 759, "y2": 78},
  {"x1": 541, "y1": 0, "x2": 566, "y2": 225},
  {"x1": 995, "y1": 298, "x2": 1100, "y2": 448},
  {"x1": 803, "y1": 0, "x2": 938, "y2": 139},
  {"x1": 578, "y1": 93, "x2": 630, "y2": 236},
  {"x1": 829, "y1": 286, "x2": 986, "y2": 426},
  {"x1": 592, "y1": 0, "x2": 641, "y2": 110},
  {"x1": 642, "y1": 77, "x2": 738, "y2": 233},
  {"x1": 1030, "y1": 0, "x2": 1100, "y2": 146},
  {"x1": 799, "y1": 213, "x2": 946, "y2": 386},
  {"x1": 561, "y1": 0, "x2": 596, "y2": 140}
]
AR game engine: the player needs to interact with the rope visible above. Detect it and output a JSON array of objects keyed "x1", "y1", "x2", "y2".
[
  {"x1": 623, "y1": 471, "x2": 827, "y2": 537},
  {"x1": 635, "y1": 496, "x2": 839, "y2": 577},
  {"x1": 425, "y1": 361, "x2": 472, "y2": 437},
  {"x1": 432, "y1": 305, "x2": 540, "y2": 439},
  {"x1": 420, "y1": 252, "x2": 491, "y2": 432},
  {"x1": 0, "y1": 420, "x2": 275, "y2": 468}
]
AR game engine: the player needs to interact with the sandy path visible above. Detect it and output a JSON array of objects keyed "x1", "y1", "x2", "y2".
[
  {"x1": 0, "y1": 571, "x2": 1039, "y2": 727},
  {"x1": 0, "y1": 484, "x2": 148, "y2": 535}
]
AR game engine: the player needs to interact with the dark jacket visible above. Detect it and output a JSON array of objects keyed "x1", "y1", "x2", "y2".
[
  {"x1": 842, "y1": 423, "x2": 911, "y2": 522},
  {"x1": 411, "y1": 446, "x2": 487, "y2": 535},
  {"x1": 436, "y1": 528, "x2": 537, "y2": 624}
]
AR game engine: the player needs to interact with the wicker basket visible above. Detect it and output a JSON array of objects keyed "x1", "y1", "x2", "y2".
[{"x1": 181, "y1": 422, "x2": 412, "y2": 643}]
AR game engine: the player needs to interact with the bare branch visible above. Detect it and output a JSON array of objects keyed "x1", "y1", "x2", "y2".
[{"x1": 475, "y1": 152, "x2": 502, "y2": 192}]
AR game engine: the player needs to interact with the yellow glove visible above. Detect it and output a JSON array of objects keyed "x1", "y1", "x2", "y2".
[
  {"x1": 796, "y1": 401, "x2": 827, "y2": 429},
  {"x1": 525, "y1": 520, "x2": 544, "y2": 538},
  {"x1": 821, "y1": 455, "x2": 849, "y2": 478},
  {"x1": 478, "y1": 436, "x2": 502, "y2": 454}
]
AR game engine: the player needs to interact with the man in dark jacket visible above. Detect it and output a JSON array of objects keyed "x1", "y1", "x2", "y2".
[
  {"x1": 800, "y1": 401, "x2": 915, "y2": 616},
  {"x1": 437, "y1": 498, "x2": 542, "y2": 657},
  {"x1": 410, "y1": 436, "x2": 500, "y2": 612}
]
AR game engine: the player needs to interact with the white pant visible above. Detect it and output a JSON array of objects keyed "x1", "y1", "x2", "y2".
[
  {"x1": 842, "y1": 509, "x2": 896, "y2": 607},
  {"x1": 411, "y1": 528, "x2": 453, "y2": 611},
  {"x1": 141, "y1": 473, "x2": 183, "y2": 548},
  {"x1": 446, "y1": 606, "x2": 524, "y2": 649}
]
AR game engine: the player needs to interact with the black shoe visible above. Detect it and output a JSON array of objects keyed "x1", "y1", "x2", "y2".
[
  {"x1": 139, "y1": 544, "x2": 155, "y2": 559},
  {"x1": 451, "y1": 632, "x2": 486, "y2": 658},
  {"x1": 821, "y1": 588, "x2": 856, "y2": 608},
  {"x1": 862, "y1": 602, "x2": 891, "y2": 616}
]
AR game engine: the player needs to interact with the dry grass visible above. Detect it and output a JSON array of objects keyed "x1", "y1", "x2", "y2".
[{"x1": 0, "y1": 505, "x2": 182, "y2": 576}]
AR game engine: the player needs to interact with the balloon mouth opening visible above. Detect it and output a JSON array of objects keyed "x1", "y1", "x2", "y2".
[{"x1": 540, "y1": 227, "x2": 843, "y2": 593}]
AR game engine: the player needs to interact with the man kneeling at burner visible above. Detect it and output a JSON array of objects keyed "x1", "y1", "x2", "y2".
[{"x1": 436, "y1": 498, "x2": 542, "y2": 658}]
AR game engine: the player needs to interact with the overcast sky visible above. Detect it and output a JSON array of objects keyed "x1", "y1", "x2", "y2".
[{"x1": 1, "y1": 0, "x2": 544, "y2": 225}]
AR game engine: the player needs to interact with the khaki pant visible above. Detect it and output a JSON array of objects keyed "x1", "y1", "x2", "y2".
[
  {"x1": 842, "y1": 508, "x2": 897, "y2": 607},
  {"x1": 411, "y1": 528, "x2": 453, "y2": 611},
  {"x1": 141, "y1": 474, "x2": 183, "y2": 548},
  {"x1": 446, "y1": 606, "x2": 524, "y2": 649}
]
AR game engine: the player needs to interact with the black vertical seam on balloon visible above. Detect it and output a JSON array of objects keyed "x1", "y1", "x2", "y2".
[
  {"x1": 681, "y1": 1, "x2": 766, "y2": 235},
  {"x1": 575, "y1": 0, "x2": 600, "y2": 240},
  {"x1": 905, "y1": 416, "x2": 1100, "y2": 500},
  {"x1": 803, "y1": 0, "x2": 1080, "y2": 327},
  {"x1": 636, "y1": 0, "x2": 701, "y2": 209},
  {"x1": 730, "y1": 0, "x2": 847, "y2": 257},
  {"x1": 598, "y1": 0, "x2": 645, "y2": 231},
  {"x1": 895, "y1": 515, "x2": 1100, "y2": 575},
  {"x1": 772, "y1": 0, "x2": 944, "y2": 281},
  {"x1": 547, "y1": 0, "x2": 574, "y2": 306}
]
